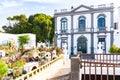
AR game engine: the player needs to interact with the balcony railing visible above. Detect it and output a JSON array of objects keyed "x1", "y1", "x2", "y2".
[
  {"x1": 74, "y1": 28, "x2": 92, "y2": 33},
  {"x1": 97, "y1": 27, "x2": 106, "y2": 31},
  {"x1": 56, "y1": 27, "x2": 112, "y2": 34},
  {"x1": 61, "y1": 29, "x2": 68, "y2": 33}
]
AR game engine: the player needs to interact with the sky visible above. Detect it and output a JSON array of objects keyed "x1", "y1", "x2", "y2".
[{"x1": 0, "y1": 0, "x2": 119, "y2": 31}]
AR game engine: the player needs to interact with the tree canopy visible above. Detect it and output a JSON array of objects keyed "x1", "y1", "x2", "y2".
[{"x1": 2, "y1": 13, "x2": 54, "y2": 44}]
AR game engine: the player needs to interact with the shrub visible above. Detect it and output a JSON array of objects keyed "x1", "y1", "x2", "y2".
[
  {"x1": 13, "y1": 69, "x2": 21, "y2": 77},
  {"x1": 13, "y1": 60, "x2": 25, "y2": 67},
  {"x1": 55, "y1": 47, "x2": 64, "y2": 56},
  {"x1": 13, "y1": 67, "x2": 23, "y2": 77},
  {"x1": 117, "y1": 48, "x2": 120, "y2": 53},
  {"x1": 0, "y1": 60, "x2": 8, "y2": 79},
  {"x1": 8, "y1": 62, "x2": 12, "y2": 68},
  {"x1": 38, "y1": 47, "x2": 47, "y2": 51},
  {"x1": 109, "y1": 44, "x2": 119, "y2": 53},
  {"x1": 39, "y1": 53, "x2": 45, "y2": 57}
]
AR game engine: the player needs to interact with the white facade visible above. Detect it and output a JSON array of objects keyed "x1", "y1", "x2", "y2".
[
  {"x1": 54, "y1": 3, "x2": 120, "y2": 55},
  {"x1": 0, "y1": 33, "x2": 36, "y2": 49},
  {"x1": 114, "y1": 7, "x2": 120, "y2": 48}
]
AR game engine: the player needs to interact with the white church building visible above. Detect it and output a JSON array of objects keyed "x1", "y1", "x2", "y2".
[{"x1": 54, "y1": 3, "x2": 120, "y2": 55}]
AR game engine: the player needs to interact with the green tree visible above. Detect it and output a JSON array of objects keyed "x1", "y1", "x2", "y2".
[
  {"x1": 32, "y1": 13, "x2": 54, "y2": 43},
  {"x1": 18, "y1": 35, "x2": 30, "y2": 52},
  {"x1": 2, "y1": 13, "x2": 54, "y2": 44},
  {"x1": 7, "y1": 16, "x2": 12, "y2": 26},
  {"x1": 2, "y1": 14, "x2": 32, "y2": 34},
  {"x1": 0, "y1": 60, "x2": 8, "y2": 80}
]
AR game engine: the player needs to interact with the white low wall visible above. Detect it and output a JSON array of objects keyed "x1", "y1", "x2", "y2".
[{"x1": 15, "y1": 55, "x2": 62, "y2": 80}]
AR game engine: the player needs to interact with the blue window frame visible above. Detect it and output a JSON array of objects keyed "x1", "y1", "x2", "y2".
[
  {"x1": 61, "y1": 18, "x2": 67, "y2": 33},
  {"x1": 78, "y1": 16, "x2": 86, "y2": 31},
  {"x1": 97, "y1": 14, "x2": 106, "y2": 31}
]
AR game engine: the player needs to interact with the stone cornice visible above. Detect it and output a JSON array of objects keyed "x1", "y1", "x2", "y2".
[{"x1": 54, "y1": 7, "x2": 114, "y2": 17}]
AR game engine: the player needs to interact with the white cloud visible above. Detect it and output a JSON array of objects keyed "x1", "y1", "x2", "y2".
[
  {"x1": 0, "y1": 0, "x2": 22, "y2": 8},
  {"x1": 22, "y1": 0, "x2": 61, "y2": 3}
]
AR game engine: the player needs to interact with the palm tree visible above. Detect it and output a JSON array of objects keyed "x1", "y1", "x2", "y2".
[{"x1": 18, "y1": 35, "x2": 30, "y2": 52}]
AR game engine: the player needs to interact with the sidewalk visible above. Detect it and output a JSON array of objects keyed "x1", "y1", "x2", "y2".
[
  {"x1": 48, "y1": 59, "x2": 71, "y2": 79},
  {"x1": 29, "y1": 59, "x2": 71, "y2": 80}
]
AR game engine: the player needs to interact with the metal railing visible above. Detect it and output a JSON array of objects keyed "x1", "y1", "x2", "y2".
[
  {"x1": 80, "y1": 54, "x2": 120, "y2": 80},
  {"x1": 56, "y1": 27, "x2": 112, "y2": 34},
  {"x1": 73, "y1": 28, "x2": 91, "y2": 33}
]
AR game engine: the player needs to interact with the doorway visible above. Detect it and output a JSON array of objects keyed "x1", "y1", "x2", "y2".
[{"x1": 77, "y1": 36, "x2": 87, "y2": 53}]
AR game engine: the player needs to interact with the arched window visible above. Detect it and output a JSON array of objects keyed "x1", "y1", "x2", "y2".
[
  {"x1": 97, "y1": 14, "x2": 106, "y2": 31},
  {"x1": 78, "y1": 16, "x2": 86, "y2": 31},
  {"x1": 61, "y1": 18, "x2": 67, "y2": 33}
]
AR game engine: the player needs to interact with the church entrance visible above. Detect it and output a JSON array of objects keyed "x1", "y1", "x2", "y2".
[{"x1": 77, "y1": 36, "x2": 87, "y2": 53}]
